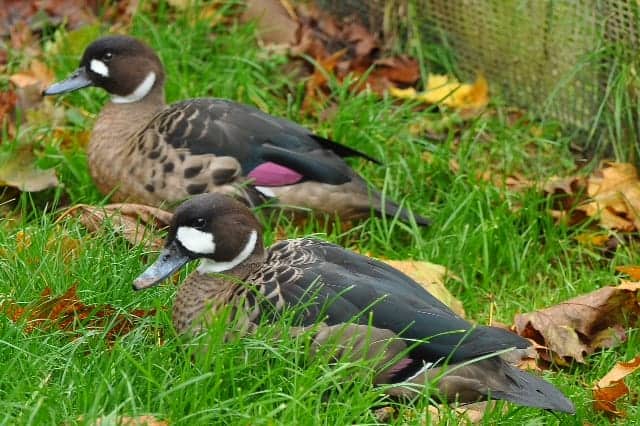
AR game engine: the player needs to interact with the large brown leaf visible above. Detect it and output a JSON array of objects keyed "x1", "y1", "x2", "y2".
[
  {"x1": 593, "y1": 356, "x2": 640, "y2": 418},
  {"x1": 58, "y1": 203, "x2": 173, "y2": 249},
  {"x1": 513, "y1": 281, "x2": 640, "y2": 364}
]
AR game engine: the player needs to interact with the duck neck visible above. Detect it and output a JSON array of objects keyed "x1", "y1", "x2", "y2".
[
  {"x1": 87, "y1": 85, "x2": 166, "y2": 201},
  {"x1": 173, "y1": 251, "x2": 267, "y2": 336},
  {"x1": 198, "y1": 251, "x2": 267, "y2": 281}
]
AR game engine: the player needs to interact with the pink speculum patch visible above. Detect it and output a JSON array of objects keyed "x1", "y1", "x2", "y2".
[{"x1": 248, "y1": 162, "x2": 304, "y2": 186}]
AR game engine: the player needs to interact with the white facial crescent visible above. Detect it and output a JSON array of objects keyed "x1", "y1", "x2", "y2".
[
  {"x1": 176, "y1": 226, "x2": 215, "y2": 254},
  {"x1": 90, "y1": 59, "x2": 109, "y2": 77}
]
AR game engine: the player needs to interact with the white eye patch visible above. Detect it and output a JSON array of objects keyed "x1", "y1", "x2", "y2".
[
  {"x1": 112, "y1": 71, "x2": 156, "y2": 104},
  {"x1": 90, "y1": 59, "x2": 109, "y2": 77},
  {"x1": 176, "y1": 226, "x2": 215, "y2": 254}
]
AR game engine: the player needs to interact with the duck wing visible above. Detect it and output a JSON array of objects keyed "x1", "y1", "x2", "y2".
[
  {"x1": 148, "y1": 99, "x2": 379, "y2": 187},
  {"x1": 258, "y1": 239, "x2": 528, "y2": 364}
]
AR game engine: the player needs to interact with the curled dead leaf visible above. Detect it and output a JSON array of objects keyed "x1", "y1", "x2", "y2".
[
  {"x1": 381, "y1": 260, "x2": 465, "y2": 317},
  {"x1": 58, "y1": 203, "x2": 173, "y2": 249},
  {"x1": 577, "y1": 162, "x2": 640, "y2": 232},
  {"x1": 539, "y1": 162, "x2": 640, "y2": 232},
  {"x1": 513, "y1": 281, "x2": 640, "y2": 364},
  {"x1": 593, "y1": 356, "x2": 640, "y2": 418}
]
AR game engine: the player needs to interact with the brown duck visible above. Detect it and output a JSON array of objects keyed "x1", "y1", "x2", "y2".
[
  {"x1": 43, "y1": 35, "x2": 429, "y2": 225},
  {"x1": 133, "y1": 193, "x2": 574, "y2": 413}
]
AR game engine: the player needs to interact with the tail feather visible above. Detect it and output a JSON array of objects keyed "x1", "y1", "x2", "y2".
[
  {"x1": 431, "y1": 357, "x2": 575, "y2": 413},
  {"x1": 489, "y1": 362, "x2": 575, "y2": 413}
]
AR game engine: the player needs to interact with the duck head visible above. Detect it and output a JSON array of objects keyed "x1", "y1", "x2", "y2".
[
  {"x1": 134, "y1": 194, "x2": 265, "y2": 290},
  {"x1": 43, "y1": 35, "x2": 165, "y2": 103}
]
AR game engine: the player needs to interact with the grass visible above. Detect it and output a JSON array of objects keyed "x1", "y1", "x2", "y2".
[{"x1": 1, "y1": 1, "x2": 640, "y2": 424}]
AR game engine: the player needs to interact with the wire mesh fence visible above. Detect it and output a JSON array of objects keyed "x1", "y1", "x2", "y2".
[{"x1": 317, "y1": 0, "x2": 640, "y2": 151}]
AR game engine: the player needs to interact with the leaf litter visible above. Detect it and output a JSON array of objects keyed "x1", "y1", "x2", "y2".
[
  {"x1": 244, "y1": 0, "x2": 421, "y2": 112},
  {"x1": 1, "y1": 284, "x2": 154, "y2": 343},
  {"x1": 58, "y1": 203, "x2": 173, "y2": 250}
]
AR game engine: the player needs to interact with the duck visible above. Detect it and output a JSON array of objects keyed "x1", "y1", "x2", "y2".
[
  {"x1": 133, "y1": 193, "x2": 575, "y2": 413},
  {"x1": 43, "y1": 35, "x2": 430, "y2": 226}
]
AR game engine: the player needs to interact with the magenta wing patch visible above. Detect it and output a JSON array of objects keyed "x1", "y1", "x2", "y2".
[{"x1": 248, "y1": 162, "x2": 304, "y2": 186}]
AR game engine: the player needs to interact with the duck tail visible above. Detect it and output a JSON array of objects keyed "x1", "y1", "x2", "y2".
[
  {"x1": 434, "y1": 357, "x2": 575, "y2": 413},
  {"x1": 488, "y1": 361, "x2": 575, "y2": 413}
]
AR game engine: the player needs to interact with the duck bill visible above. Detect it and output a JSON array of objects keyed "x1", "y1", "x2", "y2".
[
  {"x1": 43, "y1": 68, "x2": 93, "y2": 96},
  {"x1": 133, "y1": 241, "x2": 190, "y2": 291}
]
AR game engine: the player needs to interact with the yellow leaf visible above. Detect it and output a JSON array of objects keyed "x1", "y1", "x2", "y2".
[
  {"x1": 381, "y1": 260, "x2": 465, "y2": 317},
  {"x1": 389, "y1": 74, "x2": 489, "y2": 112},
  {"x1": 616, "y1": 265, "x2": 640, "y2": 281},
  {"x1": 593, "y1": 356, "x2": 640, "y2": 418}
]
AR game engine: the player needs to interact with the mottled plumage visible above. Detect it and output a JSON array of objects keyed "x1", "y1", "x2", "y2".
[
  {"x1": 133, "y1": 193, "x2": 575, "y2": 413},
  {"x1": 44, "y1": 35, "x2": 429, "y2": 225}
]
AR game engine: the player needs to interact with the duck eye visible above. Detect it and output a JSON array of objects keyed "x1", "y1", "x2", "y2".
[
  {"x1": 194, "y1": 218, "x2": 206, "y2": 228},
  {"x1": 102, "y1": 52, "x2": 113, "y2": 62}
]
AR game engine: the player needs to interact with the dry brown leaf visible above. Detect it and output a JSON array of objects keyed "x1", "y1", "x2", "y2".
[
  {"x1": 1, "y1": 285, "x2": 153, "y2": 342},
  {"x1": 381, "y1": 260, "x2": 465, "y2": 317},
  {"x1": 302, "y1": 48, "x2": 347, "y2": 112},
  {"x1": 242, "y1": 0, "x2": 299, "y2": 46},
  {"x1": 0, "y1": 90, "x2": 17, "y2": 128},
  {"x1": 58, "y1": 203, "x2": 173, "y2": 249},
  {"x1": 0, "y1": 145, "x2": 59, "y2": 192},
  {"x1": 593, "y1": 356, "x2": 640, "y2": 418},
  {"x1": 513, "y1": 281, "x2": 640, "y2": 364},
  {"x1": 577, "y1": 162, "x2": 640, "y2": 231}
]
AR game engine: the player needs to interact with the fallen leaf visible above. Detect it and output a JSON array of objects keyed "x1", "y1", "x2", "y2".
[
  {"x1": 389, "y1": 74, "x2": 489, "y2": 114},
  {"x1": 58, "y1": 203, "x2": 173, "y2": 249},
  {"x1": 513, "y1": 281, "x2": 640, "y2": 364},
  {"x1": 242, "y1": 0, "x2": 299, "y2": 46},
  {"x1": 1, "y1": 285, "x2": 153, "y2": 342},
  {"x1": 302, "y1": 48, "x2": 347, "y2": 112},
  {"x1": 577, "y1": 162, "x2": 640, "y2": 232},
  {"x1": 616, "y1": 265, "x2": 640, "y2": 281},
  {"x1": 0, "y1": 145, "x2": 59, "y2": 192},
  {"x1": 574, "y1": 232, "x2": 613, "y2": 247},
  {"x1": 10, "y1": 59, "x2": 56, "y2": 110},
  {"x1": 0, "y1": 90, "x2": 17, "y2": 127},
  {"x1": 593, "y1": 356, "x2": 640, "y2": 417},
  {"x1": 382, "y1": 260, "x2": 465, "y2": 317}
]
